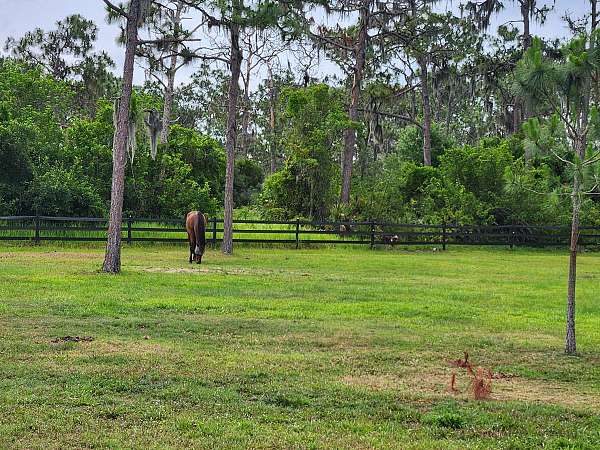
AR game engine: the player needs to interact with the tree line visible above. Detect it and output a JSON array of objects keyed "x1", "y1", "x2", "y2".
[{"x1": 1, "y1": 0, "x2": 600, "y2": 353}]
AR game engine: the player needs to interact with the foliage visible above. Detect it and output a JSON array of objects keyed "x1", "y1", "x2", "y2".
[
  {"x1": 22, "y1": 166, "x2": 105, "y2": 217},
  {"x1": 260, "y1": 84, "x2": 353, "y2": 220},
  {"x1": 234, "y1": 159, "x2": 264, "y2": 206},
  {"x1": 166, "y1": 125, "x2": 226, "y2": 197},
  {"x1": 155, "y1": 154, "x2": 217, "y2": 218},
  {"x1": 4, "y1": 14, "x2": 116, "y2": 114},
  {"x1": 395, "y1": 123, "x2": 455, "y2": 166}
]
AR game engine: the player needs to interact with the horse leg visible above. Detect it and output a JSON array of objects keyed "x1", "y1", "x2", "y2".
[{"x1": 189, "y1": 244, "x2": 193, "y2": 263}]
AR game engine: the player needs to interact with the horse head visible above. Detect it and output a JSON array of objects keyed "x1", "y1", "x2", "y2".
[{"x1": 193, "y1": 244, "x2": 204, "y2": 264}]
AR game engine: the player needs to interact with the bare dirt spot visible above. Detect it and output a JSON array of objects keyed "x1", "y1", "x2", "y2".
[
  {"x1": 341, "y1": 368, "x2": 600, "y2": 410},
  {"x1": 135, "y1": 266, "x2": 311, "y2": 277},
  {"x1": 492, "y1": 377, "x2": 600, "y2": 408},
  {"x1": 138, "y1": 266, "x2": 275, "y2": 275}
]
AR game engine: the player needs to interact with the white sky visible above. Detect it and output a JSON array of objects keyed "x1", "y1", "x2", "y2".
[{"x1": 0, "y1": 0, "x2": 592, "y2": 87}]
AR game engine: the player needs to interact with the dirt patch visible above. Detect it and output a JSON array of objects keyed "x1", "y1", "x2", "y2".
[
  {"x1": 341, "y1": 369, "x2": 600, "y2": 410},
  {"x1": 135, "y1": 266, "x2": 311, "y2": 277},
  {"x1": 51, "y1": 335, "x2": 94, "y2": 343},
  {"x1": 137, "y1": 266, "x2": 275, "y2": 275},
  {"x1": 492, "y1": 377, "x2": 600, "y2": 408}
]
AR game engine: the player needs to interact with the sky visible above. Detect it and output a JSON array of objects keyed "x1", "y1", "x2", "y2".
[{"x1": 0, "y1": 0, "x2": 593, "y2": 87}]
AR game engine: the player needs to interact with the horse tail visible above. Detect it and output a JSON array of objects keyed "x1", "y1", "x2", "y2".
[{"x1": 194, "y1": 212, "x2": 206, "y2": 255}]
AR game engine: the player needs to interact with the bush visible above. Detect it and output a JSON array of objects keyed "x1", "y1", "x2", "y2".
[
  {"x1": 23, "y1": 167, "x2": 105, "y2": 217},
  {"x1": 167, "y1": 125, "x2": 226, "y2": 197},
  {"x1": 260, "y1": 84, "x2": 352, "y2": 220},
  {"x1": 234, "y1": 159, "x2": 264, "y2": 206},
  {"x1": 439, "y1": 140, "x2": 513, "y2": 205},
  {"x1": 156, "y1": 153, "x2": 218, "y2": 218},
  {"x1": 395, "y1": 123, "x2": 454, "y2": 166}
]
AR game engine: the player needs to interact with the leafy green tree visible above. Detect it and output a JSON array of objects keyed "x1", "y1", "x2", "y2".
[
  {"x1": 439, "y1": 138, "x2": 513, "y2": 206},
  {"x1": 5, "y1": 14, "x2": 116, "y2": 114},
  {"x1": 23, "y1": 166, "x2": 105, "y2": 217},
  {"x1": 395, "y1": 123, "x2": 454, "y2": 166},
  {"x1": 0, "y1": 118, "x2": 35, "y2": 214},
  {"x1": 234, "y1": 159, "x2": 264, "y2": 206},
  {"x1": 166, "y1": 125, "x2": 226, "y2": 195},
  {"x1": 156, "y1": 154, "x2": 218, "y2": 218},
  {"x1": 260, "y1": 84, "x2": 353, "y2": 219}
]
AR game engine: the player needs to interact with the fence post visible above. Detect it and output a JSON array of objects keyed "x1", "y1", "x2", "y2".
[
  {"x1": 34, "y1": 215, "x2": 40, "y2": 244},
  {"x1": 442, "y1": 223, "x2": 447, "y2": 251},
  {"x1": 370, "y1": 220, "x2": 375, "y2": 249},
  {"x1": 510, "y1": 226, "x2": 515, "y2": 250},
  {"x1": 295, "y1": 218, "x2": 300, "y2": 249},
  {"x1": 212, "y1": 217, "x2": 217, "y2": 247},
  {"x1": 127, "y1": 216, "x2": 132, "y2": 245}
]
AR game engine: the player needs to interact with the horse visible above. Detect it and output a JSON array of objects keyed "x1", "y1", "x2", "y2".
[{"x1": 185, "y1": 211, "x2": 207, "y2": 264}]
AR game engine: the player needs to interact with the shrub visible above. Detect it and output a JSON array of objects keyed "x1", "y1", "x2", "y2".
[
  {"x1": 395, "y1": 123, "x2": 454, "y2": 166},
  {"x1": 23, "y1": 166, "x2": 105, "y2": 217},
  {"x1": 234, "y1": 159, "x2": 264, "y2": 206}
]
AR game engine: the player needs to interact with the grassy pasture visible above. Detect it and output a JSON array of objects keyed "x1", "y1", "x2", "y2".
[{"x1": 0, "y1": 244, "x2": 599, "y2": 449}]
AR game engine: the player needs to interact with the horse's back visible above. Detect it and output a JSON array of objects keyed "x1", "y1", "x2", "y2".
[
  {"x1": 185, "y1": 211, "x2": 194, "y2": 230},
  {"x1": 186, "y1": 211, "x2": 207, "y2": 240}
]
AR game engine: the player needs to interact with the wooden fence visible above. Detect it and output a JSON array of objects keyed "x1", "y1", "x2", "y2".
[{"x1": 0, "y1": 215, "x2": 597, "y2": 249}]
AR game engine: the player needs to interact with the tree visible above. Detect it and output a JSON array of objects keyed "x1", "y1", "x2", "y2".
[
  {"x1": 136, "y1": 1, "x2": 206, "y2": 144},
  {"x1": 5, "y1": 14, "x2": 116, "y2": 114},
  {"x1": 182, "y1": 0, "x2": 299, "y2": 255},
  {"x1": 302, "y1": 0, "x2": 379, "y2": 204},
  {"x1": 383, "y1": 2, "x2": 475, "y2": 165},
  {"x1": 101, "y1": 0, "x2": 147, "y2": 273},
  {"x1": 260, "y1": 84, "x2": 354, "y2": 220},
  {"x1": 463, "y1": 0, "x2": 554, "y2": 134},
  {"x1": 517, "y1": 36, "x2": 600, "y2": 354},
  {"x1": 239, "y1": 29, "x2": 286, "y2": 159}
]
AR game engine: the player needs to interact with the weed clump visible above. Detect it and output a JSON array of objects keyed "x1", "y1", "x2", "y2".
[{"x1": 448, "y1": 352, "x2": 493, "y2": 400}]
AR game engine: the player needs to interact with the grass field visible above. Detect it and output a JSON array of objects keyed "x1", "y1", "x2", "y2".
[{"x1": 1, "y1": 244, "x2": 600, "y2": 449}]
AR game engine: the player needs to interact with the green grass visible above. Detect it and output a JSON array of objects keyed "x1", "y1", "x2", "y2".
[{"x1": 1, "y1": 244, "x2": 600, "y2": 449}]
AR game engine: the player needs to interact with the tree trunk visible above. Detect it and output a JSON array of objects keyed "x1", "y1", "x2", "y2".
[
  {"x1": 160, "y1": 53, "x2": 178, "y2": 144},
  {"x1": 445, "y1": 79, "x2": 453, "y2": 136},
  {"x1": 268, "y1": 67, "x2": 277, "y2": 174},
  {"x1": 592, "y1": 0, "x2": 599, "y2": 103},
  {"x1": 521, "y1": 1, "x2": 531, "y2": 50},
  {"x1": 221, "y1": 17, "x2": 242, "y2": 255},
  {"x1": 566, "y1": 165, "x2": 581, "y2": 355},
  {"x1": 340, "y1": 0, "x2": 369, "y2": 205},
  {"x1": 160, "y1": 5, "x2": 183, "y2": 144},
  {"x1": 102, "y1": 0, "x2": 140, "y2": 274},
  {"x1": 419, "y1": 57, "x2": 432, "y2": 166},
  {"x1": 240, "y1": 55, "x2": 252, "y2": 158},
  {"x1": 516, "y1": 1, "x2": 532, "y2": 143}
]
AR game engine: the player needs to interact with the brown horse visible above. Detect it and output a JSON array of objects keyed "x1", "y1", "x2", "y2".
[{"x1": 185, "y1": 211, "x2": 207, "y2": 264}]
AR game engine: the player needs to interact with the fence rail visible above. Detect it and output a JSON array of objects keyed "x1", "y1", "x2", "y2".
[{"x1": 0, "y1": 215, "x2": 594, "y2": 249}]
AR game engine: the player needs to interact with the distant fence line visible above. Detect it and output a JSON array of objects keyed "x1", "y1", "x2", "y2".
[{"x1": 0, "y1": 215, "x2": 596, "y2": 249}]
